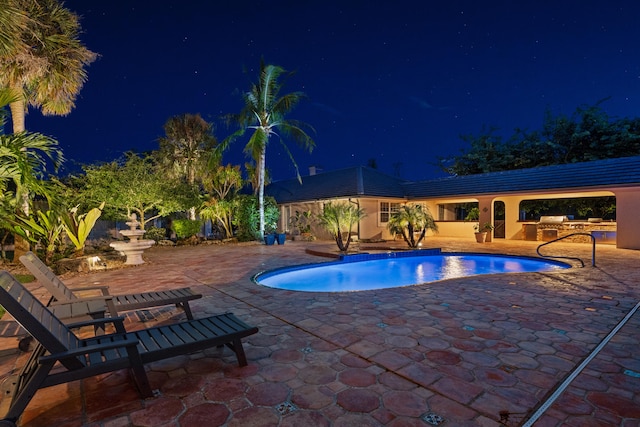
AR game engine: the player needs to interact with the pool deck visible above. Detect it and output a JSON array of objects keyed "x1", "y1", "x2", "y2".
[{"x1": 0, "y1": 237, "x2": 639, "y2": 426}]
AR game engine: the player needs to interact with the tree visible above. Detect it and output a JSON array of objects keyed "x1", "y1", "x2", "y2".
[
  {"x1": 78, "y1": 153, "x2": 199, "y2": 229},
  {"x1": 199, "y1": 164, "x2": 243, "y2": 239},
  {"x1": 317, "y1": 202, "x2": 366, "y2": 253},
  {"x1": 0, "y1": 0, "x2": 97, "y2": 134},
  {"x1": 439, "y1": 101, "x2": 640, "y2": 176},
  {"x1": 157, "y1": 113, "x2": 218, "y2": 219},
  {"x1": 0, "y1": 0, "x2": 27, "y2": 58},
  {"x1": 387, "y1": 204, "x2": 438, "y2": 249},
  {"x1": 220, "y1": 61, "x2": 315, "y2": 240}
]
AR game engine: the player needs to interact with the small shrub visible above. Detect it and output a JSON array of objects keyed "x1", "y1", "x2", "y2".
[
  {"x1": 171, "y1": 219, "x2": 202, "y2": 239},
  {"x1": 144, "y1": 226, "x2": 167, "y2": 242}
]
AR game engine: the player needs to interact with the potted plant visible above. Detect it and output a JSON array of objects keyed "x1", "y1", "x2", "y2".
[
  {"x1": 275, "y1": 230, "x2": 287, "y2": 245},
  {"x1": 264, "y1": 221, "x2": 277, "y2": 245},
  {"x1": 289, "y1": 210, "x2": 314, "y2": 241},
  {"x1": 474, "y1": 222, "x2": 494, "y2": 243}
]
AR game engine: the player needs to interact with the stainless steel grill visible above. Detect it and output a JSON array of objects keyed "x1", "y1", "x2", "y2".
[{"x1": 537, "y1": 216, "x2": 568, "y2": 229}]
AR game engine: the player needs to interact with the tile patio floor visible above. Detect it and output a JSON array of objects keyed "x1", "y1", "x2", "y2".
[{"x1": 0, "y1": 237, "x2": 639, "y2": 426}]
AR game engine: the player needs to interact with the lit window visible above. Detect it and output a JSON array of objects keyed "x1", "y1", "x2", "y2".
[{"x1": 380, "y1": 202, "x2": 401, "y2": 223}]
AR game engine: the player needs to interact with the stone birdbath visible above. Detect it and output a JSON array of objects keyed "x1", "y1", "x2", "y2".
[{"x1": 110, "y1": 214, "x2": 154, "y2": 265}]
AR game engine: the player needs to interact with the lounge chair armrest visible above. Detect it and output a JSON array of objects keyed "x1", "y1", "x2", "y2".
[
  {"x1": 68, "y1": 285, "x2": 110, "y2": 296},
  {"x1": 49, "y1": 295, "x2": 114, "y2": 305},
  {"x1": 38, "y1": 336, "x2": 140, "y2": 363},
  {"x1": 65, "y1": 316, "x2": 126, "y2": 333}
]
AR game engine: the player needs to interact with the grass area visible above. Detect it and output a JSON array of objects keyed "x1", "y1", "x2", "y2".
[{"x1": 0, "y1": 274, "x2": 35, "y2": 319}]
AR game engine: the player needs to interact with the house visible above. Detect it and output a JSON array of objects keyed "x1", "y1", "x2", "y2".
[{"x1": 265, "y1": 155, "x2": 640, "y2": 250}]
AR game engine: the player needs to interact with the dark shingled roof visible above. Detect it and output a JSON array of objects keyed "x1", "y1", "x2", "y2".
[
  {"x1": 265, "y1": 166, "x2": 408, "y2": 203},
  {"x1": 266, "y1": 156, "x2": 640, "y2": 203},
  {"x1": 405, "y1": 155, "x2": 640, "y2": 198}
]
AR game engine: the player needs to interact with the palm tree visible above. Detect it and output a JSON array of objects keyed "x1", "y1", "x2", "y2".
[
  {"x1": 157, "y1": 113, "x2": 217, "y2": 219},
  {"x1": 221, "y1": 61, "x2": 315, "y2": 239},
  {"x1": 387, "y1": 204, "x2": 438, "y2": 248},
  {"x1": 0, "y1": 0, "x2": 94, "y2": 258},
  {"x1": 317, "y1": 202, "x2": 366, "y2": 253},
  {"x1": 0, "y1": 0, "x2": 28, "y2": 57},
  {"x1": 0, "y1": 0, "x2": 97, "y2": 134}
]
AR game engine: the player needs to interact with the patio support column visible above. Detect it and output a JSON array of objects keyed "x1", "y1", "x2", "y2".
[
  {"x1": 500, "y1": 196, "x2": 526, "y2": 240},
  {"x1": 614, "y1": 187, "x2": 640, "y2": 249},
  {"x1": 477, "y1": 196, "x2": 494, "y2": 242}
]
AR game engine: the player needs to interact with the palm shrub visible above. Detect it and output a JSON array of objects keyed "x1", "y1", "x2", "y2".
[
  {"x1": 317, "y1": 202, "x2": 366, "y2": 253},
  {"x1": 387, "y1": 204, "x2": 438, "y2": 248}
]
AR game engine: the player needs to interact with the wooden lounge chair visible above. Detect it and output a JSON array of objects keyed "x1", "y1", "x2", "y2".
[
  {"x1": 0, "y1": 271, "x2": 258, "y2": 425},
  {"x1": 20, "y1": 251, "x2": 202, "y2": 320}
]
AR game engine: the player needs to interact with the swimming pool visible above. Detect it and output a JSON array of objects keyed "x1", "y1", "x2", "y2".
[{"x1": 254, "y1": 250, "x2": 569, "y2": 292}]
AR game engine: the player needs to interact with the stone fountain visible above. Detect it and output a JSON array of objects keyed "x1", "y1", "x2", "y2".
[{"x1": 110, "y1": 214, "x2": 154, "y2": 265}]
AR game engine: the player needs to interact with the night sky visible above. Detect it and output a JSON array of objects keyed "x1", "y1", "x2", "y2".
[{"x1": 26, "y1": 1, "x2": 640, "y2": 181}]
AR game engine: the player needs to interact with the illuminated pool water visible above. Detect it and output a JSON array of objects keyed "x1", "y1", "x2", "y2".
[{"x1": 254, "y1": 251, "x2": 569, "y2": 292}]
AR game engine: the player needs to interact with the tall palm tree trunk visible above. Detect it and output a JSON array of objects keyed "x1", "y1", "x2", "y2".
[
  {"x1": 9, "y1": 97, "x2": 30, "y2": 260},
  {"x1": 9, "y1": 97, "x2": 25, "y2": 133},
  {"x1": 258, "y1": 146, "x2": 267, "y2": 240}
]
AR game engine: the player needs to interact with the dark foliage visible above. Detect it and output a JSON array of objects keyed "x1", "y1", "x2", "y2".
[{"x1": 439, "y1": 100, "x2": 640, "y2": 176}]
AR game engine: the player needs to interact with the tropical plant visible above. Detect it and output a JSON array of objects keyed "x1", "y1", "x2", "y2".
[
  {"x1": 171, "y1": 219, "x2": 202, "y2": 240},
  {"x1": 464, "y1": 207, "x2": 479, "y2": 221},
  {"x1": 200, "y1": 198, "x2": 236, "y2": 239},
  {"x1": 0, "y1": 0, "x2": 97, "y2": 134},
  {"x1": 233, "y1": 194, "x2": 279, "y2": 242},
  {"x1": 473, "y1": 222, "x2": 494, "y2": 233},
  {"x1": 317, "y1": 202, "x2": 366, "y2": 253},
  {"x1": 198, "y1": 164, "x2": 243, "y2": 239},
  {"x1": 289, "y1": 209, "x2": 313, "y2": 235},
  {"x1": 0, "y1": 126, "x2": 63, "y2": 259},
  {"x1": 387, "y1": 204, "x2": 438, "y2": 249},
  {"x1": 157, "y1": 113, "x2": 218, "y2": 219},
  {"x1": 60, "y1": 202, "x2": 104, "y2": 256},
  {"x1": 11, "y1": 208, "x2": 64, "y2": 264},
  {"x1": 220, "y1": 61, "x2": 315, "y2": 240}
]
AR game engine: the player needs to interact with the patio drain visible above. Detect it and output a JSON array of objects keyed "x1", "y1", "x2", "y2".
[
  {"x1": 500, "y1": 364, "x2": 517, "y2": 373},
  {"x1": 421, "y1": 412, "x2": 445, "y2": 425},
  {"x1": 274, "y1": 400, "x2": 298, "y2": 416}
]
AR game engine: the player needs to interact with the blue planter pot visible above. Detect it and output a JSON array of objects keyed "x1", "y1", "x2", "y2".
[
  {"x1": 276, "y1": 233, "x2": 286, "y2": 245},
  {"x1": 264, "y1": 234, "x2": 276, "y2": 245}
]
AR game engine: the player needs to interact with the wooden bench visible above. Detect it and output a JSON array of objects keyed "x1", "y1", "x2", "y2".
[{"x1": 0, "y1": 271, "x2": 258, "y2": 425}]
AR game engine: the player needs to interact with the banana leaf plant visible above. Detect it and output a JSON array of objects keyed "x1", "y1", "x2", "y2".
[{"x1": 60, "y1": 202, "x2": 105, "y2": 256}]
